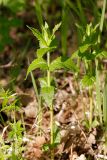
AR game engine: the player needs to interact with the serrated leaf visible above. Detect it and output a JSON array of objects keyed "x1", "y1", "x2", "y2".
[
  {"x1": 63, "y1": 58, "x2": 78, "y2": 71},
  {"x1": 82, "y1": 75, "x2": 95, "y2": 87},
  {"x1": 49, "y1": 57, "x2": 63, "y2": 71},
  {"x1": 37, "y1": 46, "x2": 56, "y2": 58},
  {"x1": 71, "y1": 50, "x2": 79, "y2": 58},
  {"x1": 41, "y1": 86, "x2": 54, "y2": 106},
  {"x1": 27, "y1": 26, "x2": 47, "y2": 48},
  {"x1": 26, "y1": 58, "x2": 48, "y2": 78},
  {"x1": 42, "y1": 22, "x2": 50, "y2": 45},
  {"x1": 79, "y1": 44, "x2": 90, "y2": 53},
  {"x1": 52, "y1": 22, "x2": 61, "y2": 35},
  {"x1": 49, "y1": 56, "x2": 78, "y2": 72}
]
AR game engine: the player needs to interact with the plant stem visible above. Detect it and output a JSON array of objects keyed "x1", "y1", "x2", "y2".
[
  {"x1": 47, "y1": 52, "x2": 54, "y2": 160},
  {"x1": 38, "y1": 96, "x2": 42, "y2": 136},
  {"x1": 50, "y1": 105, "x2": 54, "y2": 160},
  {"x1": 89, "y1": 88, "x2": 93, "y2": 128},
  {"x1": 47, "y1": 52, "x2": 50, "y2": 86},
  {"x1": 100, "y1": 0, "x2": 106, "y2": 32},
  {"x1": 13, "y1": 109, "x2": 17, "y2": 155},
  {"x1": 95, "y1": 59, "x2": 102, "y2": 124},
  {"x1": 30, "y1": 68, "x2": 42, "y2": 135}
]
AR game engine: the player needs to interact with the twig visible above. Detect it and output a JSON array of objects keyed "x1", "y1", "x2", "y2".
[
  {"x1": 96, "y1": 154, "x2": 107, "y2": 159},
  {"x1": 0, "y1": 61, "x2": 15, "y2": 68}
]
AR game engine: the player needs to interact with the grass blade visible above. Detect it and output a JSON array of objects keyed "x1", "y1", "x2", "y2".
[
  {"x1": 103, "y1": 73, "x2": 107, "y2": 126},
  {"x1": 95, "y1": 59, "x2": 102, "y2": 124},
  {"x1": 35, "y1": 0, "x2": 43, "y2": 27}
]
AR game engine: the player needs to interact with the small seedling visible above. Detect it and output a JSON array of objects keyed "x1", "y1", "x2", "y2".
[{"x1": 0, "y1": 88, "x2": 24, "y2": 159}]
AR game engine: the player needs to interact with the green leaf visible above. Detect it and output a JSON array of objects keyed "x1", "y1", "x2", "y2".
[
  {"x1": 52, "y1": 22, "x2": 61, "y2": 35},
  {"x1": 49, "y1": 57, "x2": 63, "y2": 71},
  {"x1": 42, "y1": 22, "x2": 50, "y2": 45},
  {"x1": 53, "y1": 123, "x2": 61, "y2": 145},
  {"x1": 63, "y1": 57, "x2": 78, "y2": 71},
  {"x1": 41, "y1": 86, "x2": 54, "y2": 106},
  {"x1": 79, "y1": 44, "x2": 90, "y2": 53},
  {"x1": 91, "y1": 119, "x2": 99, "y2": 128},
  {"x1": 37, "y1": 46, "x2": 56, "y2": 58},
  {"x1": 9, "y1": 121, "x2": 24, "y2": 139},
  {"x1": 39, "y1": 77, "x2": 53, "y2": 88},
  {"x1": 42, "y1": 143, "x2": 50, "y2": 152},
  {"x1": 71, "y1": 50, "x2": 79, "y2": 59},
  {"x1": 82, "y1": 75, "x2": 95, "y2": 87},
  {"x1": 49, "y1": 56, "x2": 78, "y2": 72},
  {"x1": 39, "y1": 77, "x2": 48, "y2": 88},
  {"x1": 27, "y1": 26, "x2": 47, "y2": 48},
  {"x1": 26, "y1": 58, "x2": 48, "y2": 78}
]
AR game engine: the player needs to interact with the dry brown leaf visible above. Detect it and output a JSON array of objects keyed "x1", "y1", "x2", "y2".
[{"x1": 23, "y1": 100, "x2": 38, "y2": 118}]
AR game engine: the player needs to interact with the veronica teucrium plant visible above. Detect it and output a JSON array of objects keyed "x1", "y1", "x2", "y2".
[{"x1": 26, "y1": 22, "x2": 77, "y2": 160}]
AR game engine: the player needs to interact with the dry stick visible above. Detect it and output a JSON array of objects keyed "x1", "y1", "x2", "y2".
[
  {"x1": 70, "y1": 143, "x2": 73, "y2": 160},
  {"x1": 0, "y1": 61, "x2": 14, "y2": 68},
  {"x1": 96, "y1": 154, "x2": 107, "y2": 159}
]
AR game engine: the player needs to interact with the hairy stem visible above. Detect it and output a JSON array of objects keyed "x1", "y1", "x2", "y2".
[
  {"x1": 47, "y1": 52, "x2": 54, "y2": 160},
  {"x1": 47, "y1": 52, "x2": 50, "y2": 86}
]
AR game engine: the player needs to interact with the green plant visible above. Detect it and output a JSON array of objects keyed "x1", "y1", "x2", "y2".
[
  {"x1": 72, "y1": 3, "x2": 107, "y2": 128},
  {"x1": 9, "y1": 120, "x2": 24, "y2": 160},
  {"x1": 0, "y1": 88, "x2": 24, "y2": 159},
  {"x1": 26, "y1": 21, "x2": 77, "y2": 159},
  {"x1": 0, "y1": 121, "x2": 24, "y2": 160},
  {"x1": 0, "y1": 88, "x2": 16, "y2": 124},
  {"x1": 0, "y1": 135, "x2": 10, "y2": 160}
]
